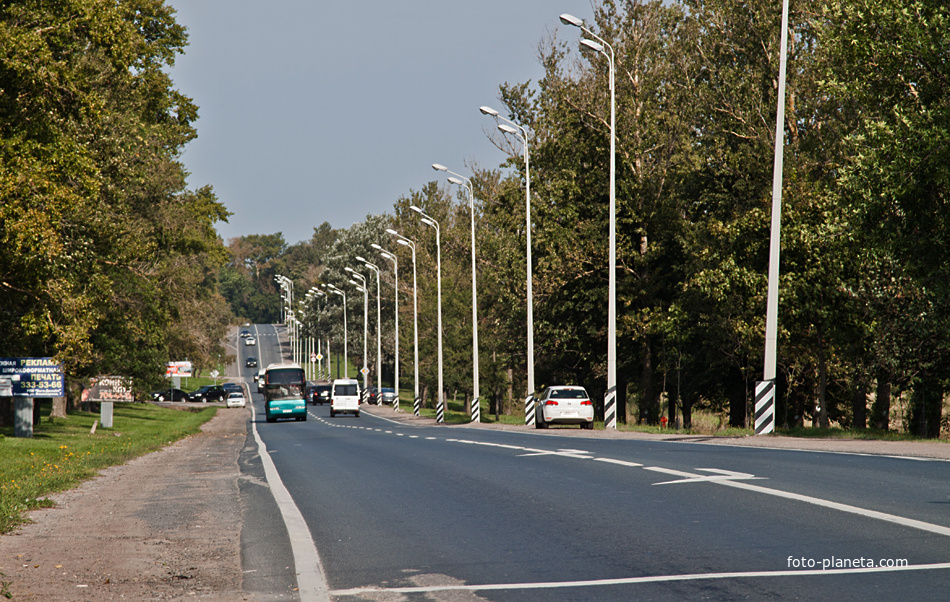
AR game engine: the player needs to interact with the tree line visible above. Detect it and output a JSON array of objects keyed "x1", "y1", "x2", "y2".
[
  {"x1": 0, "y1": 0, "x2": 232, "y2": 404},
  {"x1": 230, "y1": 0, "x2": 949, "y2": 437}
]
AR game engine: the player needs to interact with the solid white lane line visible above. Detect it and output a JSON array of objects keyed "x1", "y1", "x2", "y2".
[
  {"x1": 718, "y1": 478, "x2": 950, "y2": 538},
  {"x1": 250, "y1": 404, "x2": 329, "y2": 601},
  {"x1": 329, "y1": 562, "x2": 950, "y2": 596}
]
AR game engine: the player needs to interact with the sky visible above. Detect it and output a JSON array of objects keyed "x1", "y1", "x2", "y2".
[{"x1": 164, "y1": 1, "x2": 596, "y2": 246}]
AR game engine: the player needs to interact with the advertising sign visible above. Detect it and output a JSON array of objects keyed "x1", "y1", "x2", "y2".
[
  {"x1": 0, "y1": 358, "x2": 64, "y2": 397},
  {"x1": 165, "y1": 361, "x2": 193, "y2": 377},
  {"x1": 84, "y1": 376, "x2": 135, "y2": 402}
]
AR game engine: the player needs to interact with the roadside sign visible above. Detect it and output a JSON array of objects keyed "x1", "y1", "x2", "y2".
[
  {"x1": 360, "y1": 367, "x2": 369, "y2": 376},
  {"x1": 0, "y1": 358, "x2": 64, "y2": 397},
  {"x1": 310, "y1": 352, "x2": 317, "y2": 363},
  {"x1": 316, "y1": 353, "x2": 324, "y2": 361},
  {"x1": 210, "y1": 369, "x2": 220, "y2": 378}
]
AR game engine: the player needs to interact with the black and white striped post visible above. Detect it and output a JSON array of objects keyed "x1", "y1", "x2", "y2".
[
  {"x1": 524, "y1": 395, "x2": 535, "y2": 426},
  {"x1": 436, "y1": 401, "x2": 444, "y2": 423},
  {"x1": 413, "y1": 396, "x2": 421, "y2": 417},
  {"x1": 471, "y1": 397, "x2": 480, "y2": 423},
  {"x1": 755, "y1": 380, "x2": 775, "y2": 435},
  {"x1": 604, "y1": 385, "x2": 617, "y2": 430},
  {"x1": 393, "y1": 395, "x2": 399, "y2": 412}
]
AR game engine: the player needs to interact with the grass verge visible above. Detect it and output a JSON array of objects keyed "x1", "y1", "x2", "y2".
[{"x1": 0, "y1": 403, "x2": 216, "y2": 534}]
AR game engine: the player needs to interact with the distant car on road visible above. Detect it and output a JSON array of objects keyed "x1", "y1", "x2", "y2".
[
  {"x1": 245, "y1": 336, "x2": 256, "y2": 346},
  {"x1": 379, "y1": 388, "x2": 397, "y2": 405},
  {"x1": 222, "y1": 382, "x2": 243, "y2": 395},
  {"x1": 535, "y1": 385, "x2": 594, "y2": 429},
  {"x1": 226, "y1": 391, "x2": 246, "y2": 408},
  {"x1": 311, "y1": 383, "x2": 331, "y2": 405},
  {"x1": 365, "y1": 386, "x2": 378, "y2": 405},
  {"x1": 151, "y1": 388, "x2": 189, "y2": 402},
  {"x1": 240, "y1": 329, "x2": 251, "y2": 338},
  {"x1": 188, "y1": 385, "x2": 226, "y2": 403},
  {"x1": 245, "y1": 357, "x2": 258, "y2": 368}
]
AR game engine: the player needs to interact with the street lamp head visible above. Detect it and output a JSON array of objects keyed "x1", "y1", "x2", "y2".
[
  {"x1": 371, "y1": 243, "x2": 383, "y2": 251},
  {"x1": 386, "y1": 228, "x2": 399, "y2": 236},
  {"x1": 344, "y1": 267, "x2": 356, "y2": 274},
  {"x1": 447, "y1": 176, "x2": 464, "y2": 186},
  {"x1": 479, "y1": 105, "x2": 499, "y2": 117},
  {"x1": 355, "y1": 255, "x2": 366, "y2": 263},
  {"x1": 396, "y1": 239, "x2": 411, "y2": 248},
  {"x1": 421, "y1": 217, "x2": 436, "y2": 228},
  {"x1": 432, "y1": 163, "x2": 448, "y2": 172},
  {"x1": 580, "y1": 38, "x2": 604, "y2": 53},
  {"x1": 498, "y1": 123, "x2": 519, "y2": 135},
  {"x1": 560, "y1": 13, "x2": 583, "y2": 27}
]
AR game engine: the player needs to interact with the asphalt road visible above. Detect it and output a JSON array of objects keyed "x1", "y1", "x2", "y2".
[{"x1": 237, "y1": 326, "x2": 950, "y2": 601}]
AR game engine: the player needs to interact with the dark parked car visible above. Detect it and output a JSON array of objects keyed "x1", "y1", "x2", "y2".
[
  {"x1": 311, "y1": 383, "x2": 331, "y2": 405},
  {"x1": 365, "y1": 387, "x2": 378, "y2": 405},
  {"x1": 379, "y1": 388, "x2": 397, "y2": 405},
  {"x1": 240, "y1": 329, "x2": 251, "y2": 338},
  {"x1": 151, "y1": 388, "x2": 189, "y2": 402},
  {"x1": 222, "y1": 382, "x2": 243, "y2": 395},
  {"x1": 188, "y1": 385, "x2": 226, "y2": 403},
  {"x1": 246, "y1": 356, "x2": 258, "y2": 368}
]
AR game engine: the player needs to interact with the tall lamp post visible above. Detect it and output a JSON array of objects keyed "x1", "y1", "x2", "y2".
[
  {"x1": 758, "y1": 0, "x2": 791, "y2": 435},
  {"x1": 387, "y1": 228, "x2": 420, "y2": 416},
  {"x1": 372, "y1": 243, "x2": 399, "y2": 411},
  {"x1": 346, "y1": 268, "x2": 369, "y2": 392},
  {"x1": 357, "y1": 256, "x2": 382, "y2": 401},
  {"x1": 323, "y1": 283, "x2": 348, "y2": 378},
  {"x1": 432, "y1": 164, "x2": 480, "y2": 422},
  {"x1": 480, "y1": 105, "x2": 536, "y2": 421},
  {"x1": 561, "y1": 13, "x2": 618, "y2": 429},
  {"x1": 410, "y1": 205, "x2": 444, "y2": 423}
]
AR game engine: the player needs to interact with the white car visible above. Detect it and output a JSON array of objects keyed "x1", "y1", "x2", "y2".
[
  {"x1": 535, "y1": 385, "x2": 594, "y2": 429},
  {"x1": 245, "y1": 336, "x2": 256, "y2": 346},
  {"x1": 330, "y1": 379, "x2": 360, "y2": 417},
  {"x1": 226, "y1": 392, "x2": 246, "y2": 408}
]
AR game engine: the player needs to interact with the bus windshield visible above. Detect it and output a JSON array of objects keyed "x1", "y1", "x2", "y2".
[{"x1": 264, "y1": 366, "x2": 305, "y2": 401}]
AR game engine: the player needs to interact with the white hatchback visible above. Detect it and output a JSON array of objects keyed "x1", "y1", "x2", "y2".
[
  {"x1": 226, "y1": 392, "x2": 246, "y2": 408},
  {"x1": 535, "y1": 385, "x2": 594, "y2": 429}
]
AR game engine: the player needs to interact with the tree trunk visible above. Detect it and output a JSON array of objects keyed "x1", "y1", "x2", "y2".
[
  {"x1": 851, "y1": 382, "x2": 868, "y2": 430},
  {"x1": 51, "y1": 396, "x2": 68, "y2": 419},
  {"x1": 872, "y1": 376, "x2": 891, "y2": 430}
]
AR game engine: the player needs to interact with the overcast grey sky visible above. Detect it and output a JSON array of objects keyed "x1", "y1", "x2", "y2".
[{"x1": 164, "y1": 1, "x2": 595, "y2": 246}]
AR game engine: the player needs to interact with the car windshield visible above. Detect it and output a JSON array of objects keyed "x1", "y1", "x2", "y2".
[
  {"x1": 334, "y1": 384, "x2": 358, "y2": 396},
  {"x1": 228, "y1": 392, "x2": 243, "y2": 398},
  {"x1": 550, "y1": 388, "x2": 588, "y2": 399}
]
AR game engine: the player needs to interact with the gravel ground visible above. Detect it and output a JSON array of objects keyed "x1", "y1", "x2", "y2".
[{"x1": 2, "y1": 401, "x2": 946, "y2": 601}]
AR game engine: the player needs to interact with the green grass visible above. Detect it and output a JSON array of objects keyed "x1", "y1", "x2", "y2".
[{"x1": 0, "y1": 403, "x2": 216, "y2": 534}]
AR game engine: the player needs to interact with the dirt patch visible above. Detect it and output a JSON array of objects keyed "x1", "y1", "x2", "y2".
[{"x1": 0, "y1": 406, "x2": 251, "y2": 600}]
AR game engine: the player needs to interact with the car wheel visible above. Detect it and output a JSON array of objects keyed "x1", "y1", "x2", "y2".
[
  {"x1": 301, "y1": 414, "x2": 307, "y2": 421},
  {"x1": 157, "y1": 395, "x2": 165, "y2": 402},
  {"x1": 582, "y1": 421, "x2": 593, "y2": 430},
  {"x1": 202, "y1": 397, "x2": 208, "y2": 403},
  {"x1": 355, "y1": 412, "x2": 360, "y2": 418},
  {"x1": 537, "y1": 416, "x2": 548, "y2": 429},
  {"x1": 266, "y1": 414, "x2": 275, "y2": 423},
  {"x1": 330, "y1": 409, "x2": 335, "y2": 417}
]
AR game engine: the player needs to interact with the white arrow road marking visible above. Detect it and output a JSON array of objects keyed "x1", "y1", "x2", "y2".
[{"x1": 650, "y1": 467, "x2": 761, "y2": 486}]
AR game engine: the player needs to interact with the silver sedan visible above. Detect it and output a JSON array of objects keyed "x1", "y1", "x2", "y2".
[{"x1": 535, "y1": 385, "x2": 594, "y2": 429}]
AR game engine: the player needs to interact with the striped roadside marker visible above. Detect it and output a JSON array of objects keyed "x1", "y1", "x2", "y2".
[
  {"x1": 393, "y1": 395, "x2": 399, "y2": 412},
  {"x1": 471, "y1": 397, "x2": 480, "y2": 423},
  {"x1": 413, "y1": 397, "x2": 421, "y2": 417},
  {"x1": 604, "y1": 386, "x2": 617, "y2": 429},
  {"x1": 436, "y1": 400, "x2": 445, "y2": 423},
  {"x1": 755, "y1": 379, "x2": 775, "y2": 435},
  {"x1": 524, "y1": 395, "x2": 535, "y2": 426}
]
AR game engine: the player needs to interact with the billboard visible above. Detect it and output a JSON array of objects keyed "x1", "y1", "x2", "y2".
[
  {"x1": 0, "y1": 358, "x2": 65, "y2": 397},
  {"x1": 165, "y1": 361, "x2": 193, "y2": 377},
  {"x1": 84, "y1": 376, "x2": 135, "y2": 403}
]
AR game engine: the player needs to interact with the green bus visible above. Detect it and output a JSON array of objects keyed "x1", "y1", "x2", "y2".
[{"x1": 263, "y1": 362, "x2": 307, "y2": 422}]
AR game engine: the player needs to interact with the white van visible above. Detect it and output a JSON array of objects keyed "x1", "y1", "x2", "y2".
[{"x1": 330, "y1": 379, "x2": 360, "y2": 417}]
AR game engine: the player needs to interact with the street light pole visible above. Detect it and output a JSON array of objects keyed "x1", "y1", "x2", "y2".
[
  {"x1": 346, "y1": 267, "x2": 369, "y2": 392},
  {"x1": 432, "y1": 164, "x2": 480, "y2": 422},
  {"x1": 372, "y1": 243, "x2": 399, "y2": 410},
  {"x1": 410, "y1": 205, "x2": 443, "y2": 423},
  {"x1": 357, "y1": 256, "x2": 382, "y2": 401},
  {"x1": 480, "y1": 105, "x2": 536, "y2": 419},
  {"x1": 387, "y1": 229, "x2": 420, "y2": 416},
  {"x1": 561, "y1": 13, "x2": 617, "y2": 429},
  {"x1": 323, "y1": 283, "x2": 348, "y2": 378},
  {"x1": 759, "y1": 0, "x2": 791, "y2": 435}
]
